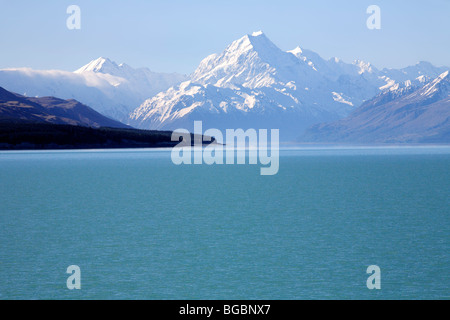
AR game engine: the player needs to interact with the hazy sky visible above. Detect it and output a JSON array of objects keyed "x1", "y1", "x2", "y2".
[{"x1": 1, "y1": 0, "x2": 449, "y2": 74}]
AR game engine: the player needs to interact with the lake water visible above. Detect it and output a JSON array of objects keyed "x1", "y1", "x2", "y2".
[{"x1": 0, "y1": 147, "x2": 449, "y2": 299}]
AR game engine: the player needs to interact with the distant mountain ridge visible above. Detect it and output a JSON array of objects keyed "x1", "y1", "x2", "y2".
[
  {"x1": 130, "y1": 31, "x2": 449, "y2": 141},
  {"x1": 0, "y1": 86, "x2": 129, "y2": 128},
  {"x1": 75, "y1": 57, "x2": 187, "y2": 96},
  {"x1": 301, "y1": 71, "x2": 450, "y2": 143},
  {"x1": 0, "y1": 59, "x2": 187, "y2": 121}
]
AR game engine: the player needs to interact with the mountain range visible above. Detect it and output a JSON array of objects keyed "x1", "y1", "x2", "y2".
[
  {"x1": 0, "y1": 31, "x2": 448, "y2": 143},
  {"x1": 129, "y1": 31, "x2": 448, "y2": 140},
  {"x1": 0, "y1": 58, "x2": 187, "y2": 122},
  {"x1": 301, "y1": 71, "x2": 450, "y2": 143},
  {"x1": 0, "y1": 86, "x2": 215, "y2": 150}
]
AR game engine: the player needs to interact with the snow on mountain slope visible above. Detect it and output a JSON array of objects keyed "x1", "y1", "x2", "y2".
[
  {"x1": 0, "y1": 58, "x2": 187, "y2": 122},
  {"x1": 131, "y1": 32, "x2": 354, "y2": 140},
  {"x1": 130, "y1": 31, "x2": 448, "y2": 140},
  {"x1": 75, "y1": 57, "x2": 187, "y2": 98},
  {"x1": 301, "y1": 71, "x2": 450, "y2": 143},
  {"x1": 191, "y1": 31, "x2": 323, "y2": 89},
  {"x1": 416, "y1": 70, "x2": 449, "y2": 100},
  {"x1": 131, "y1": 80, "x2": 336, "y2": 135}
]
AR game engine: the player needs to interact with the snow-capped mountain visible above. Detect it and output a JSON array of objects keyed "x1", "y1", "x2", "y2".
[
  {"x1": 301, "y1": 71, "x2": 450, "y2": 143},
  {"x1": 129, "y1": 31, "x2": 448, "y2": 140},
  {"x1": 75, "y1": 57, "x2": 187, "y2": 101},
  {"x1": 0, "y1": 58, "x2": 187, "y2": 121}
]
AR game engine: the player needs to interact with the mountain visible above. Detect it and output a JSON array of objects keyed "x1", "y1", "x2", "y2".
[
  {"x1": 0, "y1": 58, "x2": 187, "y2": 121},
  {"x1": 74, "y1": 57, "x2": 187, "y2": 103},
  {"x1": 301, "y1": 71, "x2": 450, "y2": 143},
  {"x1": 129, "y1": 31, "x2": 448, "y2": 141},
  {"x1": 0, "y1": 86, "x2": 218, "y2": 150},
  {"x1": 0, "y1": 86, "x2": 129, "y2": 128}
]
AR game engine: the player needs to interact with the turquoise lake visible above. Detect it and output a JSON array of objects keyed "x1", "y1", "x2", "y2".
[{"x1": 0, "y1": 147, "x2": 449, "y2": 299}]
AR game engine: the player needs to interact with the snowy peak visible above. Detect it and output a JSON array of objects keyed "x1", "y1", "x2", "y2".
[
  {"x1": 419, "y1": 70, "x2": 450, "y2": 99},
  {"x1": 224, "y1": 31, "x2": 279, "y2": 57},
  {"x1": 352, "y1": 59, "x2": 376, "y2": 74},
  {"x1": 75, "y1": 57, "x2": 145, "y2": 80},
  {"x1": 381, "y1": 61, "x2": 448, "y2": 85},
  {"x1": 288, "y1": 46, "x2": 303, "y2": 58},
  {"x1": 75, "y1": 57, "x2": 119, "y2": 74},
  {"x1": 74, "y1": 56, "x2": 187, "y2": 103},
  {"x1": 192, "y1": 31, "x2": 315, "y2": 89},
  {"x1": 375, "y1": 70, "x2": 449, "y2": 106},
  {"x1": 191, "y1": 31, "x2": 282, "y2": 88},
  {"x1": 246, "y1": 30, "x2": 276, "y2": 47}
]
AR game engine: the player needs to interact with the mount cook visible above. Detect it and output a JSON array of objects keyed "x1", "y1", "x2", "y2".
[
  {"x1": 129, "y1": 31, "x2": 448, "y2": 140},
  {"x1": 1, "y1": 31, "x2": 448, "y2": 141}
]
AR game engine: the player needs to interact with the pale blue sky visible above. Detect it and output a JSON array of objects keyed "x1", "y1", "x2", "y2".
[{"x1": 0, "y1": 0, "x2": 449, "y2": 74}]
